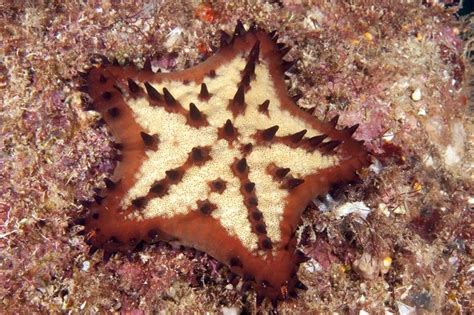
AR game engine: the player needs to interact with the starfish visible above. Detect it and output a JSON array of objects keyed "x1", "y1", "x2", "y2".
[{"x1": 78, "y1": 22, "x2": 368, "y2": 306}]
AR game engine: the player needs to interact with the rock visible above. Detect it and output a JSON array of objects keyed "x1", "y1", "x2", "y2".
[
  {"x1": 411, "y1": 88, "x2": 422, "y2": 101},
  {"x1": 393, "y1": 204, "x2": 407, "y2": 215},
  {"x1": 81, "y1": 261, "x2": 90, "y2": 272},
  {"x1": 352, "y1": 252, "x2": 380, "y2": 280},
  {"x1": 378, "y1": 203, "x2": 390, "y2": 217},
  {"x1": 334, "y1": 201, "x2": 371, "y2": 219},
  {"x1": 397, "y1": 301, "x2": 416, "y2": 315},
  {"x1": 222, "y1": 307, "x2": 240, "y2": 315}
]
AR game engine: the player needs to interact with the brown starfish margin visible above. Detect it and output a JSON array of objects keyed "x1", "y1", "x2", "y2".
[{"x1": 77, "y1": 21, "x2": 369, "y2": 308}]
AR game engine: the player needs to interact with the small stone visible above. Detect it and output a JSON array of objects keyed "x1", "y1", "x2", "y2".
[
  {"x1": 222, "y1": 307, "x2": 240, "y2": 315},
  {"x1": 353, "y1": 252, "x2": 380, "y2": 280},
  {"x1": 382, "y1": 131, "x2": 394, "y2": 142},
  {"x1": 423, "y1": 155, "x2": 434, "y2": 167},
  {"x1": 393, "y1": 205, "x2": 407, "y2": 215},
  {"x1": 411, "y1": 88, "x2": 422, "y2": 101},
  {"x1": 334, "y1": 201, "x2": 371, "y2": 219},
  {"x1": 304, "y1": 258, "x2": 323, "y2": 273},
  {"x1": 445, "y1": 145, "x2": 461, "y2": 166},
  {"x1": 378, "y1": 203, "x2": 390, "y2": 217},
  {"x1": 81, "y1": 261, "x2": 90, "y2": 272},
  {"x1": 164, "y1": 27, "x2": 184, "y2": 49},
  {"x1": 225, "y1": 283, "x2": 233, "y2": 290},
  {"x1": 80, "y1": 301, "x2": 87, "y2": 310},
  {"x1": 368, "y1": 159, "x2": 383, "y2": 174},
  {"x1": 448, "y1": 256, "x2": 459, "y2": 266},
  {"x1": 397, "y1": 301, "x2": 416, "y2": 315}
]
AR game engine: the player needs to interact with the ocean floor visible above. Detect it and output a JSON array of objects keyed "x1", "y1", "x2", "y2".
[{"x1": 0, "y1": 1, "x2": 472, "y2": 313}]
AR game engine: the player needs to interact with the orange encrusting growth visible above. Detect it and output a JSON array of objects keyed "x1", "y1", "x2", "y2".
[{"x1": 79, "y1": 22, "x2": 369, "y2": 306}]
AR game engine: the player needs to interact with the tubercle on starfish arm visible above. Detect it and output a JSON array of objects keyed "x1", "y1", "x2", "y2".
[{"x1": 77, "y1": 21, "x2": 369, "y2": 306}]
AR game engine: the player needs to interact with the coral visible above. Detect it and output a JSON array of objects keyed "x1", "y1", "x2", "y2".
[{"x1": 78, "y1": 23, "x2": 367, "y2": 305}]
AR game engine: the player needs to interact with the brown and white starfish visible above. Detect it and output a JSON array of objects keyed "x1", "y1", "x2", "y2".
[{"x1": 78, "y1": 21, "x2": 368, "y2": 305}]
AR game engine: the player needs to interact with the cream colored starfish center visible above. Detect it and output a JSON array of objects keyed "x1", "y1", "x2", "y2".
[{"x1": 122, "y1": 56, "x2": 339, "y2": 251}]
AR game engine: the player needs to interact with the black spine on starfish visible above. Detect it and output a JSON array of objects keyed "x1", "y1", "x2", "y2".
[
  {"x1": 132, "y1": 197, "x2": 147, "y2": 208},
  {"x1": 267, "y1": 29, "x2": 278, "y2": 42},
  {"x1": 261, "y1": 125, "x2": 279, "y2": 141},
  {"x1": 256, "y1": 224, "x2": 266, "y2": 234},
  {"x1": 240, "y1": 73, "x2": 251, "y2": 88},
  {"x1": 220, "y1": 30, "x2": 231, "y2": 47},
  {"x1": 329, "y1": 115, "x2": 340, "y2": 126},
  {"x1": 191, "y1": 147, "x2": 207, "y2": 162},
  {"x1": 150, "y1": 180, "x2": 167, "y2": 195},
  {"x1": 262, "y1": 238, "x2": 272, "y2": 250},
  {"x1": 199, "y1": 203, "x2": 212, "y2": 215},
  {"x1": 291, "y1": 91, "x2": 303, "y2": 103},
  {"x1": 99, "y1": 74, "x2": 107, "y2": 83},
  {"x1": 307, "y1": 135, "x2": 327, "y2": 148},
  {"x1": 234, "y1": 20, "x2": 246, "y2": 37},
  {"x1": 344, "y1": 124, "x2": 359, "y2": 135},
  {"x1": 210, "y1": 179, "x2": 226, "y2": 193},
  {"x1": 320, "y1": 140, "x2": 342, "y2": 152},
  {"x1": 304, "y1": 106, "x2": 316, "y2": 115},
  {"x1": 233, "y1": 84, "x2": 245, "y2": 106},
  {"x1": 102, "y1": 91, "x2": 113, "y2": 101},
  {"x1": 275, "y1": 167, "x2": 291, "y2": 179},
  {"x1": 294, "y1": 249, "x2": 310, "y2": 263},
  {"x1": 244, "y1": 182, "x2": 255, "y2": 193},
  {"x1": 104, "y1": 178, "x2": 117, "y2": 190},
  {"x1": 93, "y1": 194, "x2": 104, "y2": 205},
  {"x1": 143, "y1": 58, "x2": 152, "y2": 72},
  {"x1": 282, "y1": 60, "x2": 297, "y2": 73},
  {"x1": 145, "y1": 82, "x2": 162, "y2": 101},
  {"x1": 289, "y1": 130, "x2": 307, "y2": 143},
  {"x1": 295, "y1": 280, "x2": 308, "y2": 290},
  {"x1": 224, "y1": 119, "x2": 235, "y2": 136},
  {"x1": 163, "y1": 88, "x2": 177, "y2": 107},
  {"x1": 258, "y1": 100, "x2": 270, "y2": 114},
  {"x1": 107, "y1": 107, "x2": 120, "y2": 118},
  {"x1": 90, "y1": 54, "x2": 109, "y2": 66},
  {"x1": 140, "y1": 131, "x2": 157, "y2": 147},
  {"x1": 278, "y1": 44, "x2": 291, "y2": 57},
  {"x1": 166, "y1": 169, "x2": 183, "y2": 182},
  {"x1": 189, "y1": 103, "x2": 202, "y2": 121},
  {"x1": 112, "y1": 142, "x2": 123, "y2": 150},
  {"x1": 127, "y1": 78, "x2": 141, "y2": 94},
  {"x1": 286, "y1": 178, "x2": 305, "y2": 190},
  {"x1": 229, "y1": 256, "x2": 243, "y2": 267},
  {"x1": 77, "y1": 71, "x2": 88, "y2": 80},
  {"x1": 243, "y1": 40, "x2": 260, "y2": 77},
  {"x1": 252, "y1": 210, "x2": 263, "y2": 221},
  {"x1": 248, "y1": 40, "x2": 260, "y2": 63},
  {"x1": 199, "y1": 83, "x2": 210, "y2": 100},
  {"x1": 236, "y1": 158, "x2": 248, "y2": 174}
]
